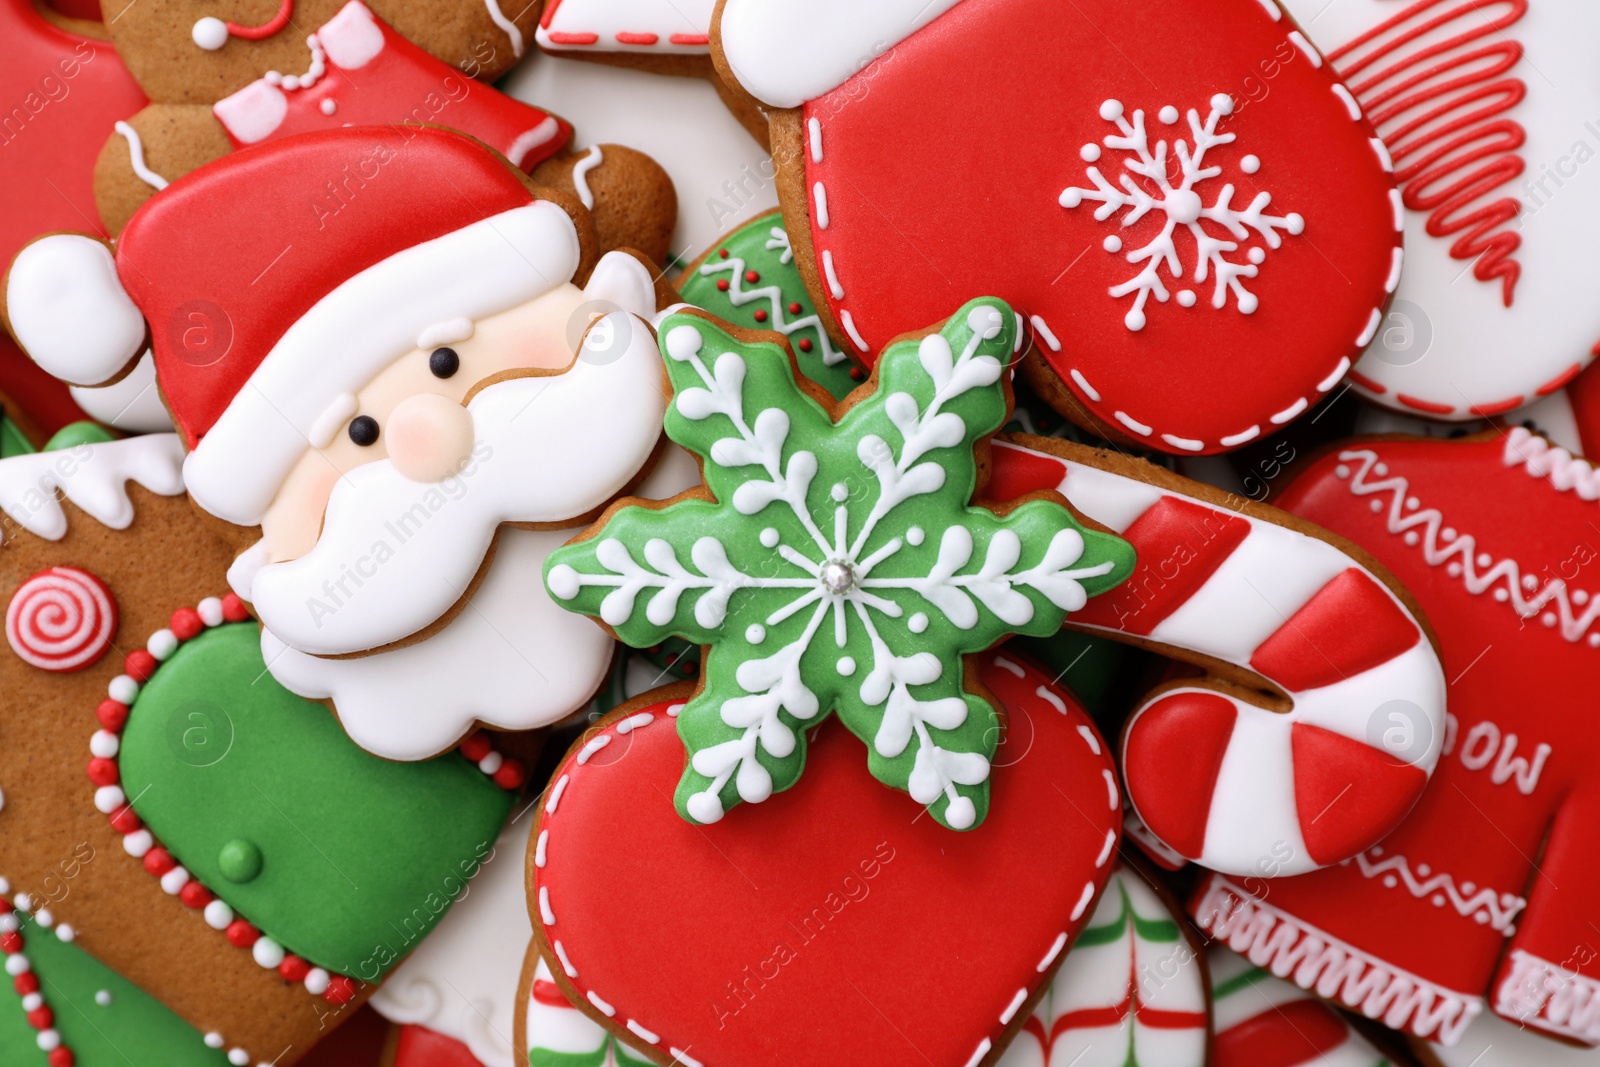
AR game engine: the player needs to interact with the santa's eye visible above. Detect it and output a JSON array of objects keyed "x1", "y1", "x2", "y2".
[
  {"x1": 348, "y1": 415, "x2": 379, "y2": 447},
  {"x1": 429, "y1": 347, "x2": 460, "y2": 379}
]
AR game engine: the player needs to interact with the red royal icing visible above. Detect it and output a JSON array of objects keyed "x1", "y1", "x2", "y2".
[
  {"x1": 530, "y1": 652, "x2": 1120, "y2": 1067},
  {"x1": 799, "y1": 0, "x2": 1399, "y2": 454},
  {"x1": 1198, "y1": 428, "x2": 1600, "y2": 1045}
]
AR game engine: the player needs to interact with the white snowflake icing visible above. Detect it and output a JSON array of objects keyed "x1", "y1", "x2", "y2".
[
  {"x1": 1060, "y1": 95, "x2": 1305, "y2": 331},
  {"x1": 547, "y1": 307, "x2": 1116, "y2": 828}
]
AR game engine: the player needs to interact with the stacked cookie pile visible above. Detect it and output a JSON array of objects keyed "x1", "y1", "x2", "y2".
[{"x1": 0, "y1": 1, "x2": 1594, "y2": 1066}]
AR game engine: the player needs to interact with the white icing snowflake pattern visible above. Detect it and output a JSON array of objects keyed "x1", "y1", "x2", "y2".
[{"x1": 1060, "y1": 95, "x2": 1305, "y2": 331}]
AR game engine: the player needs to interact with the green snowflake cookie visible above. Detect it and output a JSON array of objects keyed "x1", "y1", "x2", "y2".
[{"x1": 545, "y1": 298, "x2": 1134, "y2": 830}]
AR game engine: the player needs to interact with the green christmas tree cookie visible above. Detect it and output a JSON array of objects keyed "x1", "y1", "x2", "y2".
[
  {"x1": 545, "y1": 298, "x2": 1135, "y2": 830},
  {"x1": 678, "y1": 212, "x2": 861, "y2": 401}
]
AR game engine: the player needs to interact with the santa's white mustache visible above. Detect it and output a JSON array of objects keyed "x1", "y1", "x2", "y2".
[{"x1": 247, "y1": 311, "x2": 664, "y2": 656}]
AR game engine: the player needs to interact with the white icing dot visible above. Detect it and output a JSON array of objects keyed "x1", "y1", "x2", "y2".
[
  {"x1": 34, "y1": 909, "x2": 52, "y2": 928},
  {"x1": 685, "y1": 791, "x2": 724, "y2": 825},
  {"x1": 1370, "y1": 500, "x2": 1383, "y2": 513},
  {"x1": 1099, "y1": 99, "x2": 1124, "y2": 121},
  {"x1": 760, "y1": 527, "x2": 780, "y2": 548},
  {"x1": 1406, "y1": 496, "x2": 1420, "y2": 510},
  {"x1": 1211, "y1": 93, "x2": 1235, "y2": 115},
  {"x1": 5, "y1": 955, "x2": 30, "y2": 976},
  {"x1": 1176, "y1": 290, "x2": 1196, "y2": 308},
  {"x1": 1080, "y1": 143, "x2": 1101, "y2": 162},
  {"x1": 1102, "y1": 235, "x2": 1122, "y2": 253},
  {"x1": 14, "y1": 894, "x2": 31, "y2": 913},
  {"x1": 54, "y1": 925, "x2": 74, "y2": 943},
  {"x1": 1447, "y1": 563, "x2": 1463, "y2": 577},
  {"x1": 1287, "y1": 213, "x2": 1305, "y2": 234},
  {"x1": 147, "y1": 629, "x2": 179, "y2": 660},
  {"x1": 94, "y1": 785, "x2": 126, "y2": 814},
  {"x1": 477, "y1": 752, "x2": 503, "y2": 775},
  {"x1": 229, "y1": 1049, "x2": 250, "y2": 1066},
  {"x1": 944, "y1": 795, "x2": 976, "y2": 829},
  {"x1": 22, "y1": 993, "x2": 42, "y2": 1011},
  {"x1": 1237, "y1": 292, "x2": 1259, "y2": 314},
  {"x1": 1335, "y1": 465, "x2": 1350, "y2": 479},
  {"x1": 1590, "y1": 634, "x2": 1600, "y2": 648},
  {"x1": 38, "y1": 1030, "x2": 60, "y2": 1052},
  {"x1": 1404, "y1": 532, "x2": 1420, "y2": 546},
  {"x1": 197, "y1": 597, "x2": 224, "y2": 627},
  {"x1": 1383, "y1": 875, "x2": 1399, "y2": 888},
  {"x1": 1248, "y1": 247, "x2": 1266, "y2": 265},
  {"x1": 1573, "y1": 589, "x2": 1590, "y2": 605},
  {"x1": 665, "y1": 325, "x2": 704, "y2": 362},
  {"x1": 1240, "y1": 154, "x2": 1261, "y2": 174},
  {"x1": 909, "y1": 613, "x2": 929, "y2": 634},
  {"x1": 831, "y1": 482, "x2": 848, "y2": 502},
  {"x1": 1125, "y1": 308, "x2": 1147, "y2": 331},
  {"x1": 1543, "y1": 613, "x2": 1557, "y2": 628},
  {"x1": 107, "y1": 676, "x2": 139, "y2": 705},
  {"x1": 906, "y1": 527, "x2": 925, "y2": 546},
  {"x1": 1523, "y1": 574, "x2": 1539, "y2": 590},
  {"x1": 252, "y1": 937, "x2": 285, "y2": 969},
  {"x1": 837, "y1": 656, "x2": 856, "y2": 676},
  {"x1": 122, "y1": 830, "x2": 153, "y2": 858},
  {"x1": 191, "y1": 16, "x2": 228, "y2": 49},
  {"x1": 1441, "y1": 528, "x2": 1456, "y2": 540},
  {"x1": 1374, "y1": 463, "x2": 1388, "y2": 476},
  {"x1": 1432, "y1": 895, "x2": 1446, "y2": 908},
  {"x1": 1477, "y1": 553, "x2": 1492, "y2": 567},
  {"x1": 546, "y1": 564, "x2": 580, "y2": 601},
  {"x1": 1474, "y1": 912, "x2": 1490, "y2": 924},
  {"x1": 1158, "y1": 105, "x2": 1179, "y2": 124},
  {"x1": 0, "y1": 915, "x2": 15, "y2": 933},
  {"x1": 203, "y1": 900, "x2": 234, "y2": 930},
  {"x1": 304, "y1": 968, "x2": 331, "y2": 996},
  {"x1": 320, "y1": 98, "x2": 337, "y2": 116},
  {"x1": 1493, "y1": 588, "x2": 1509, "y2": 602},
  {"x1": 746, "y1": 624, "x2": 766, "y2": 644},
  {"x1": 1417, "y1": 864, "x2": 1430, "y2": 876},
  {"x1": 90, "y1": 730, "x2": 120, "y2": 759},
  {"x1": 95, "y1": 990, "x2": 112, "y2": 1006},
  {"x1": 205, "y1": 1033, "x2": 225, "y2": 1049}
]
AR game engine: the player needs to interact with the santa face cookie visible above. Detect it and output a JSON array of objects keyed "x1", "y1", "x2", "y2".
[
  {"x1": 529, "y1": 653, "x2": 1122, "y2": 1067},
  {"x1": 1279, "y1": 0, "x2": 1600, "y2": 419},
  {"x1": 985, "y1": 436, "x2": 1448, "y2": 878},
  {"x1": 6, "y1": 125, "x2": 669, "y2": 763},
  {"x1": 1196, "y1": 429, "x2": 1600, "y2": 1048},
  {"x1": 545, "y1": 299, "x2": 1137, "y2": 830},
  {"x1": 714, "y1": 0, "x2": 1402, "y2": 454}
]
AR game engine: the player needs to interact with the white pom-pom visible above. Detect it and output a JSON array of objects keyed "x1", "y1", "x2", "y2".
[
  {"x1": 582, "y1": 251, "x2": 656, "y2": 320},
  {"x1": 6, "y1": 236, "x2": 145, "y2": 386},
  {"x1": 192, "y1": 17, "x2": 229, "y2": 49}
]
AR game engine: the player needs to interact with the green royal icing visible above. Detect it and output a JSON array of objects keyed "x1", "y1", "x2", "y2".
[
  {"x1": 43, "y1": 422, "x2": 118, "y2": 452},
  {"x1": 117, "y1": 623, "x2": 512, "y2": 981},
  {"x1": 0, "y1": 912, "x2": 228, "y2": 1066},
  {"x1": 545, "y1": 298, "x2": 1135, "y2": 830},
  {"x1": 678, "y1": 212, "x2": 861, "y2": 401}
]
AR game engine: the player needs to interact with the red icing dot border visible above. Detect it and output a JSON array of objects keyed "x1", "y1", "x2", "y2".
[
  {"x1": 85, "y1": 594, "x2": 526, "y2": 1007},
  {"x1": 0, "y1": 891, "x2": 74, "y2": 1067}
]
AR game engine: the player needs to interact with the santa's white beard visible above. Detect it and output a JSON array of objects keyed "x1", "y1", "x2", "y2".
[
  {"x1": 261, "y1": 527, "x2": 613, "y2": 761},
  {"x1": 248, "y1": 312, "x2": 663, "y2": 657}
]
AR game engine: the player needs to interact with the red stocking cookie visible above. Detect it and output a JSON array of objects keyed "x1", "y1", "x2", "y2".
[
  {"x1": 6, "y1": 125, "x2": 669, "y2": 763},
  {"x1": 529, "y1": 653, "x2": 1122, "y2": 1067},
  {"x1": 714, "y1": 0, "x2": 1402, "y2": 453},
  {"x1": 1279, "y1": 0, "x2": 1600, "y2": 419},
  {"x1": 1196, "y1": 428, "x2": 1600, "y2": 1047},
  {"x1": 986, "y1": 436, "x2": 1447, "y2": 877}
]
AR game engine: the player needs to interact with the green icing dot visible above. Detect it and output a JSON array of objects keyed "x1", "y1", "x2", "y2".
[
  {"x1": 678, "y1": 210, "x2": 861, "y2": 402},
  {"x1": 0, "y1": 913, "x2": 228, "y2": 1066},
  {"x1": 42, "y1": 422, "x2": 116, "y2": 452},
  {"x1": 117, "y1": 623, "x2": 512, "y2": 981},
  {"x1": 217, "y1": 839, "x2": 263, "y2": 884}
]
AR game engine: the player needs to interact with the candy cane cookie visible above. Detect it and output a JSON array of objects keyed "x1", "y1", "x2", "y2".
[{"x1": 985, "y1": 435, "x2": 1447, "y2": 877}]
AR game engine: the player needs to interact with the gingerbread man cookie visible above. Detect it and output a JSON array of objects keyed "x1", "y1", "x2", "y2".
[
  {"x1": 6, "y1": 125, "x2": 670, "y2": 763},
  {"x1": 713, "y1": 0, "x2": 1403, "y2": 453},
  {"x1": 1196, "y1": 428, "x2": 1600, "y2": 1048}
]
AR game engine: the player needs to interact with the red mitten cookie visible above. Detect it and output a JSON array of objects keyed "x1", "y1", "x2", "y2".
[
  {"x1": 1279, "y1": 0, "x2": 1600, "y2": 420},
  {"x1": 987, "y1": 436, "x2": 1447, "y2": 878},
  {"x1": 1198, "y1": 429, "x2": 1600, "y2": 1047},
  {"x1": 529, "y1": 654, "x2": 1122, "y2": 1067},
  {"x1": 714, "y1": 0, "x2": 1402, "y2": 453}
]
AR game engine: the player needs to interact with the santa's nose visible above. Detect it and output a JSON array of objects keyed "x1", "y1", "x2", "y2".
[{"x1": 385, "y1": 393, "x2": 475, "y2": 483}]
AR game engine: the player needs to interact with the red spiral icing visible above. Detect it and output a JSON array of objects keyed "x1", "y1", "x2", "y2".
[{"x1": 6, "y1": 566, "x2": 118, "y2": 672}]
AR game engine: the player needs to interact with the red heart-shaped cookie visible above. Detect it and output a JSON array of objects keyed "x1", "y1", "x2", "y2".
[{"x1": 529, "y1": 651, "x2": 1121, "y2": 1066}]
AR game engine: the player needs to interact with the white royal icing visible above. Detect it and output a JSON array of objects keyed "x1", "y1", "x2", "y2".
[
  {"x1": 260, "y1": 527, "x2": 614, "y2": 761},
  {"x1": 536, "y1": 0, "x2": 716, "y2": 56},
  {"x1": 248, "y1": 312, "x2": 664, "y2": 657},
  {"x1": 1279, "y1": 0, "x2": 1600, "y2": 418},
  {"x1": 718, "y1": 0, "x2": 966, "y2": 109},
  {"x1": 68, "y1": 352, "x2": 176, "y2": 435},
  {"x1": 6, "y1": 236, "x2": 146, "y2": 388},
  {"x1": 0, "y1": 436, "x2": 186, "y2": 544}
]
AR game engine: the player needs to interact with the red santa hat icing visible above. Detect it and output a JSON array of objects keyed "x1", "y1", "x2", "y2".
[
  {"x1": 7, "y1": 126, "x2": 585, "y2": 527},
  {"x1": 717, "y1": 0, "x2": 964, "y2": 108}
]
